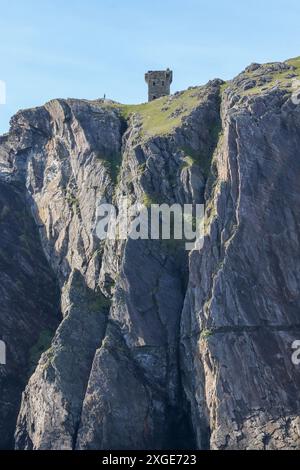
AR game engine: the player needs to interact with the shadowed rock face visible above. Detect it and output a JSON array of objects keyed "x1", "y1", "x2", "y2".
[
  {"x1": 181, "y1": 79, "x2": 300, "y2": 449},
  {"x1": 0, "y1": 181, "x2": 60, "y2": 449},
  {"x1": 0, "y1": 58, "x2": 300, "y2": 450}
]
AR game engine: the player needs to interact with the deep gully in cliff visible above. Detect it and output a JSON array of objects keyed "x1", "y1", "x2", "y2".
[
  {"x1": 178, "y1": 90, "x2": 223, "y2": 450},
  {"x1": 165, "y1": 88, "x2": 223, "y2": 449}
]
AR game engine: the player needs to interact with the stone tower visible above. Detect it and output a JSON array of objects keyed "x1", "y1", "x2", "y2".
[{"x1": 145, "y1": 69, "x2": 173, "y2": 102}]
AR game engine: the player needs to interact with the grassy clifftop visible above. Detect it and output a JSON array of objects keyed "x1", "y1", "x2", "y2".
[
  {"x1": 119, "y1": 86, "x2": 205, "y2": 137},
  {"x1": 94, "y1": 56, "x2": 300, "y2": 140},
  {"x1": 228, "y1": 56, "x2": 300, "y2": 97},
  {"x1": 97, "y1": 84, "x2": 219, "y2": 140}
]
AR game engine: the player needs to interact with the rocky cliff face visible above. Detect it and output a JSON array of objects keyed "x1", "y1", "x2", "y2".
[
  {"x1": 1, "y1": 57, "x2": 300, "y2": 450},
  {"x1": 0, "y1": 180, "x2": 60, "y2": 449}
]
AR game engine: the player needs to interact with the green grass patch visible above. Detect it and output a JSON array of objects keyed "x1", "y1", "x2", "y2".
[
  {"x1": 180, "y1": 139, "x2": 219, "y2": 178},
  {"x1": 96, "y1": 151, "x2": 122, "y2": 184},
  {"x1": 66, "y1": 191, "x2": 80, "y2": 215},
  {"x1": 220, "y1": 81, "x2": 230, "y2": 94},
  {"x1": 142, "y1": 192, "x2": 163, "y2": 208},
  {"x1": 240, "y1": 56, "x2": 300, "y2": 97},
  {"x1": 29, "y1": 329, "x2": 54, "y2": 372},
  {"x1": 200, "y1": 328, "x2": 214, "y2": 340},
  {"x1": 98, "y1": 87, "x2": 208, "y2": 140},
  {"x1": 121, "y1": 89, "x2": 200, "y2": 137},
  {"x1": 181, "y1": 155, "x2": 196, "y2": 170},
  {"x1": 88, "y1": 292, "x2": 111, "y2": 312},
  {"x1": 286, "y1": 56, "x2": 300, "y2": 76}
]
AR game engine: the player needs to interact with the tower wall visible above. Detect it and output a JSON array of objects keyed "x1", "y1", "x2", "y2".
[{"x1": 145, "y1": 69, "x2": 173, "y2": 102}]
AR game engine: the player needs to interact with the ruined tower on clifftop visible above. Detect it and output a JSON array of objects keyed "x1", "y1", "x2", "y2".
[{"x1": 145, "y1": 69, "x2": 173, "y2": 102}]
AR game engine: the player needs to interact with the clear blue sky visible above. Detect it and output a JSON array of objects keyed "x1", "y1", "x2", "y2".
[{"x1": 0, "y1": 0, "x2": 300, "y2": 134}]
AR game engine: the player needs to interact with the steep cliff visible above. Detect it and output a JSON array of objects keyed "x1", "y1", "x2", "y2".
[
  {"x1": 0, "y1": 179, "x2": 60, "y2": 449},
  {"x1": 0, "y1": 57, "x2": 300, "y2": 450},
  {"x1": 181, "y1": 58, "x2": 300, "y2": 449}
]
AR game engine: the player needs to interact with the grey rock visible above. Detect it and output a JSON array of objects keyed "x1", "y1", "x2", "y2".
[
  {"x1": 0, "y1": 181, "x2": 60, "y2": 449},
  {"x1": 8, "y1": 84, "x2": 221, "y2": 450},
  {"x1": 0, "y1": 58, "x2": 300, "y2": 450},
  {"x1": 181, "y1": 76, "x2": 300, "y2": 450}
]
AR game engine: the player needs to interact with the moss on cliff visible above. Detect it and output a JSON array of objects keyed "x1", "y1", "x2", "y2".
[
  {"x1": 96, "y1": 151, "x2": 122, "y2": 184},
  {"x1": 240, "y1": 57, "x2": 300, "y2": 96},
  {"x1": 29, "y1": 329, "x2": 54, "y2": 372},
  {"x1": 287, "y1": 56, "x2": 300, "y2": 74}
]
